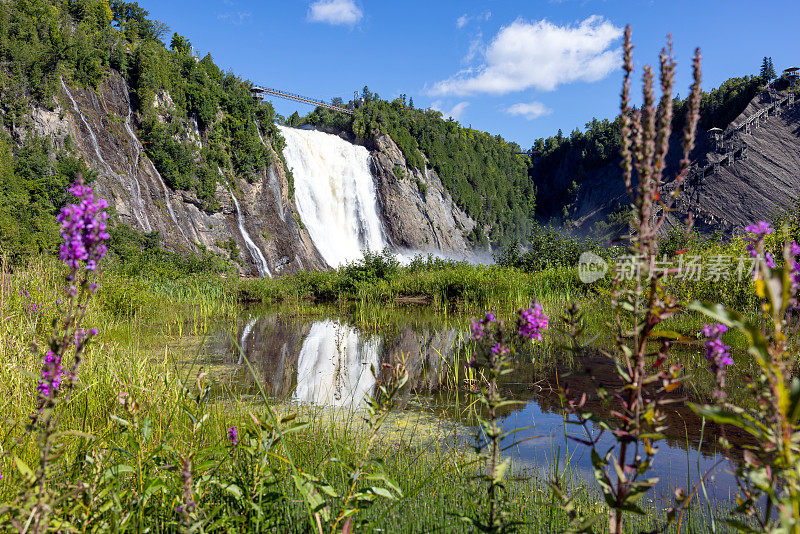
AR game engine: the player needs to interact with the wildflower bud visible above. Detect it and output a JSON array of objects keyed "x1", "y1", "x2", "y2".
[{"x1": 227, "y1": 426, "x2": 239, "y2": 446}]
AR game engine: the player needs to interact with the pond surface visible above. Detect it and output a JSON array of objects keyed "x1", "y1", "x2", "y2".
[{"x1": 201, "y1": 306, "x2": 741, "y2": 503}]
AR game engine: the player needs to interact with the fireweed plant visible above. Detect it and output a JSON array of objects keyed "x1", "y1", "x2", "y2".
[
  {"x1": 1, "y1": 174, "x2": 110, "y2": 532},
  {"x1": 549, "y1": 27, "x2": 703, "y2": 533},
  {"x1": 462, "y1": 303, "x2": 549, "y2": 532},
  {"x1": 691, "y1": 222, "x2": 800, "y2": 532}
]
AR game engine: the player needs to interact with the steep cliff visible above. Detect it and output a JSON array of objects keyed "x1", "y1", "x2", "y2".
[
  {"x1": 568, "y1": 88, "x2": 800, "y2": 237},
  {"x1": 36, "y1": 71, "x2": 478, "y2": 275},
  {"x1": 369, "y1": 133, "x2": 477, "y2": 257},
  {"x1": 47, "y1": 71, "x2": 326, "y2": 276}
]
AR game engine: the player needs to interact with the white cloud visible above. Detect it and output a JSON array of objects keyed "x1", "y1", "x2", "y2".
[
  {"x1": 431, "y1": 100, "x2": 470, "y2": 121},
  {"x1": 456, "y1": 10, "x2": 491, "y2": 29},
  {"x1": 463, "y1": 33, "x2": 484, "y2": 63},
  {"x1": 307, "y1": 0, "x2": 362, "y2": 26},
  {"x1": 430, "y1": 15, "x2": 623, "y2": 96},
  {"x1": 505, "y1": 102, "x2": 553, "y2": 120},
  {"x1": 217, "y1": 11, "x2": 251, "y2": 25}
]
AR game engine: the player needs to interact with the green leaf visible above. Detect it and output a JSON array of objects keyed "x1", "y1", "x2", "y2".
[
  {"x1": 13, "y1": 455, "x2": 35, "y2": 484},
  {"x1": 102, "y1": 464, "x2": 135, "y2": 481},
  {"x1": 370, "y1": 487, "x2": 396, "y2": 500}
]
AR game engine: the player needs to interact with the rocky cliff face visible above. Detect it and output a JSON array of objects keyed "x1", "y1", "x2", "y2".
[
  {"x1": 570, "y1": 89, "x2": 800, "y2": 237},
  {"x1": 369, "y1": 133, "x2": 477, "y2": 257},
  {"x1": 40, "y1": 72, "x2": 477, "y2": 275},
  {"x1": 50, "y1": 71, "x2": 327, "y2": 276}
]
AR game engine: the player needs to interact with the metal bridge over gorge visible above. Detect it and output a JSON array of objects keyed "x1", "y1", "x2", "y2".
[{"x1": 251, "y1": 86, "x2": 354, "y2": 115}]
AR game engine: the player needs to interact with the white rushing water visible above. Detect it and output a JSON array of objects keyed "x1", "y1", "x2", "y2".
[
  {"x1": 295, "y1": 320, "x2": 380, "y2": 406},
  {"x1": 222, "y1": 169, "x2": 272, "y2": 278},
  {"x1": 256, "y1": 123, "x2": 286, "y2": 222},
  {"x1": 123, "y1": 96, "x2": 152, "y2": 232},
  {"x1": 60, "y1": 77, "x2": 111, "y2": 174},
  {"x1": 278, "y1": 125, "x2": 388, "y2": 268}
]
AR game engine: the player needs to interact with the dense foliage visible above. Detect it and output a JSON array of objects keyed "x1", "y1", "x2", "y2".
[
  {"x1": 0, "y1": 0, "x2": 287, "y2": 241},
  {"x1": 494, "y1": 224, "x2": 621, "y2": 272},
  {"x1": 0, "y1": 134, "x2": 94, "y2": 262},
  {"x1": 307, "y1": 91, "x2": 534, "y2": 248}
]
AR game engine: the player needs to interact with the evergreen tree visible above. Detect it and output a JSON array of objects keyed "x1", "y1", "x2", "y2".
[{"x1": 761, "y1": 56, "x2": 776, "y2": 81}]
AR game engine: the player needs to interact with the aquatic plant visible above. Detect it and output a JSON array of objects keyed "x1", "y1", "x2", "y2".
[{"x1": 462, "y1": 303, "x2": 549, "y2": 532}]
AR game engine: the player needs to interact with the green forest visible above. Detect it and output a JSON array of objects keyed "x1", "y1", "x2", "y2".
[{"x1": 0, "y1": 0, "x2": 284, "y2": 261}]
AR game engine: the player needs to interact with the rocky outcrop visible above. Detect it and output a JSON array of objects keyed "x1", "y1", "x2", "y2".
[
  {"x1": 52, "y1": 71, "x2": 325, "y2": 276},
  {"x1": 370, "y1": 133, "x2": 477, "y2": 257},
  {"x1": 570, "y1": 89, "x2": 800, "y2": 238},
  {"x1": 43, "y1": 71, "x2": 477, "y2": 275}
]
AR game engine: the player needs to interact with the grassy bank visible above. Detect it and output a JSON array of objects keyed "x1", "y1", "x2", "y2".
[{"x1": 1, "y1": 255, "x2": 737, "y2": 532}]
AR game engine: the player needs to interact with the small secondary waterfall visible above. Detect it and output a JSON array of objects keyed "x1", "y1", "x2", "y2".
[
  {"x1": 61, "y1": 77, "x2": 192, "y2": 243},
  {"x1": 123, "y1": 96, "x2": 152, "y2": 232},
  {"x1": 256, "y1": 123, "x2": 285, "y2": 222},
  {"x1": 294, "y1": 320, "x2": 380, "y2": 406},
  {"x1": 278, "y1": 125, "x2": 387, "y2": 268},
  {"x1": 60, "y1": 77, "x2": 110, "y2": 173},
  {"x1": 222, "y1": 169, "x2": 271, "y2": 278}
]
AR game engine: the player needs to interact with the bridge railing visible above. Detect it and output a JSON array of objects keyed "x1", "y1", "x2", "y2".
[{"x1": 251, "y1": 85, "x2": 354, "y2": 115}]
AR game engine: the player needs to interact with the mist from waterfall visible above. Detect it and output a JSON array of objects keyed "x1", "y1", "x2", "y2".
[{"x1": 278, "y1": 125, "x2": 387, "y2": 268}]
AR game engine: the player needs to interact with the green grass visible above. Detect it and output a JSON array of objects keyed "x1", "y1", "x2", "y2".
[{"x1": 0, "y1": 255, "x2": 757, "y2": 531}]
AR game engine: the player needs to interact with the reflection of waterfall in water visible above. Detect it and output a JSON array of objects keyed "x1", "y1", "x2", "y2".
[
  {"x1": 222, "y1": 169, "x2": 272, "y2": 278},
  {"x1": 278, "y1": 125, "x2": 387, "y2": 268},
  {"x1": 295, "y1": 320, "x2": 380, "y2": 406},
  {"x1": 237, "y1": 318, "x2": 257, "y2": 365}
]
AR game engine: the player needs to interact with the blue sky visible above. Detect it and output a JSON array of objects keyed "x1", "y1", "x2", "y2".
[{"x1": 137, "y1": 0, "x2": 799, "y2": 148}]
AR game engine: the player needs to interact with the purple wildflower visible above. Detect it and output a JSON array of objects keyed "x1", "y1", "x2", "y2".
[
  {"x1": 490, "y1": 343, "x2": 509, "y2": 356},
  {"x1": 744, "y1": 221, "x2": 773, "y2": 258},
  {"x1": 470, "y1": 311, "x2": 498, "y2": 341},
  {"x1": 470, "y1": 318, "x2": 486, "y2": 341},
  {"x1": 791, "y1": 241, "x2": 800, "y2": 258},
  {"x1": 701, "y1": 323, "x2": 732, "y2": 399},
  {"x1": 227, "y1": 426, "x2": 239, "y2": 446},
  {"x1": 516, "y1": 302, "x2": 550, "y2": 341},
  {"x1": 56, "y1": 181, "x2": 110, "y2": 272},
  {"x1": 765, "y1": 252, "x2": 777, "y2": 269},
  {"x1": 36, "y1": 350, "x2": 64, "y2": 408}
]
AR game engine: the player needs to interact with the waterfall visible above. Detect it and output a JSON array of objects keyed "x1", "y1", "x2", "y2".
[
  {"x1": 123, "y1": 97, "x2": 152, "y2": 232},
  {"x1": 120, "y1": 86, "x2": 189, "y2": 244},
  {"x1": 295, "y1": 320, "x2": 380, "y2": 406},
  {"x1": 61, "y1": 77, "x2": 159, "y2": 232},
  {"x1": 223, "y1": 170, "x2": 272, "y2": 278},
  {"x1": 278, "y1": 125, "x2": 388, "y2": 268},
  {"x1": 256, "y1": 123, "x2": 286, "y2": 222},
  {"x1": 268, "y1": 167, "x2": 285, "y2": 222},
  {"x1": 61, "y1": 77, "x2": 110, "y2": 173}
]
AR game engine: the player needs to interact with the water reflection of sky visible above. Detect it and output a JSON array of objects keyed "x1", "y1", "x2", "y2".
[
  {"x1": 217, "y1": 311, "x2": 741, "y2": 502},
  {"x1": 499, "y1": 395, "x2": 738, "y2": 503}
]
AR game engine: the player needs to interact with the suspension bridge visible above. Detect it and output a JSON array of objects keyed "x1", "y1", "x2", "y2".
[{"x1": 251, "y1": 86, "x2": 355, "y2": 115}]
